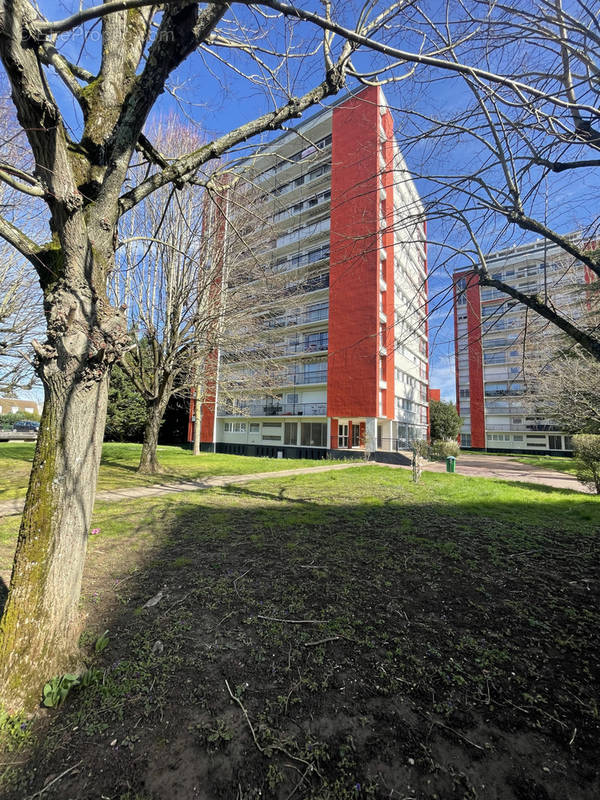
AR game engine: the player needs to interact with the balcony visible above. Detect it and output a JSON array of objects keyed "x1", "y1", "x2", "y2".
[
  {"x1": 282, "y1": 337, "x2": 328, "y2": 356},
  {"x1": 219, "y1": 402, "x2": 327, "y2": 417},
  {"x1": 265, "y1": 306, "x2": 328, "y2": 329},
  {"x1": 486, "y1": 422, "x2": 556, "y2": 432},
  {"x1": 283, "y1": 369, "x2": 328, "y2": 386}
]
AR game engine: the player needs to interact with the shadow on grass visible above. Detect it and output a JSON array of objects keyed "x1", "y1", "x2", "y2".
[{"x1": 2, "y1": 470, "x2": 599, "y2": 800}]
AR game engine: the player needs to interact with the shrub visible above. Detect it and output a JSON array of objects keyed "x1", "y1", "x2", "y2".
[
  {"x1": 572, "y1": 434, "x2": 600, "y2": 494},
  {"x1": 430, "y1": 440, "x2": 460, "y2": 461},
  {"x1": 411, "y1": 439, "x2": 430, "y2": 459},
  {"x1": 430, "y1": 400, "x2": 462, "y2": 441}
]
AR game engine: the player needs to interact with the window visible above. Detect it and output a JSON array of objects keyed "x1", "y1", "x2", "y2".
[
  {"x1": 225, "y1": 422, "x2": 246, "y2": 433},
  {"x1": 284, "y1": 422, "x2": 297, "y2": 445},
  {"x1": 338, "y1": 423, "x2": 348, "y2": 448},
  {"x1": 460, "y1": 433, "x2": 471, "y2": 448},
  {"x1": 549, "y1": 435, "x2": 562, "y2": 450},
  {"x1": 301, "y1": 422, "x2": 327, "y2": 447},
  {"x1": 249, "y1": 423, "x2": 260, "y2": 433},
  {"x1": 513, "y1": 434, "x2": 523, "y2": 442},
  {"x1": 286, "y1": 394, "x2": 298, "y2": 404}
]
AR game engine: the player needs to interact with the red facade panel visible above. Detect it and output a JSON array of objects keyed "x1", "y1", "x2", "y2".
[
  {"x1": 453, "y1": 269, "x2": 485, "y2": 448},
  {"x1": 380, "y1": 103, "x2": 396, "y2": 420},
  {"x1": 327, "y1": 86, "x2": 380, "y2": 419},
  {"x1": 466, "y1": 272, "x2": 485, "y2": 448}
]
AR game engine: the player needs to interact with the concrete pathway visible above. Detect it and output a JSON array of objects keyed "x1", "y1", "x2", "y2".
[
  {"x1": 0, "y1": 454, "x2": 593, "y2": 519},
  {"x1": 0, "y1": 462, "x2": 365, "y2": 518},
  {"x1": 398, "y1": 453, "x2": 593, "y2": 494}
]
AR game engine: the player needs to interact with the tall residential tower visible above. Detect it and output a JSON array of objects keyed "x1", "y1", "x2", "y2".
[
  {"x1": 453, "y1": 238, "x2": 595, "y2": 454},
  {"x1": 189, "y1": 86, "x2": 429, "y2": 460}
]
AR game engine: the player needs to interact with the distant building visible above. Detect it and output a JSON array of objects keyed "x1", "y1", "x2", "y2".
[
  {"x1": 0, "y1": 398, "x2": 40, "y2": 416},
  {"x1": 189, "y1": 86, "x2": 429, "y2": 460},
  {"x1": 452, "y1": 238, "x2": 594, "y2": 454},
  {"x1": 428, "y1": 388, "x2": 441, "y2": 402}
]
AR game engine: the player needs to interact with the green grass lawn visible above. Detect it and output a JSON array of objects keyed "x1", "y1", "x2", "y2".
[
  {"x1": 0, "y1": 442, "x2": 337, "y2": 501},
  {"x1": 509, "y1": 454, "x2": 579, "y2": 475},
  {"x1": 1, "y1": 467, "x2": 599, "y2": 799}
]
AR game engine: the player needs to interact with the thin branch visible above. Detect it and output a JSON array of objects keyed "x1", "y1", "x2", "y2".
[
  {"x1": 248, "y1": 0, "x2": 600, "y2": 118},
  {"x1": 36, "y1": 0, "x2": 174, "y2": 35}
]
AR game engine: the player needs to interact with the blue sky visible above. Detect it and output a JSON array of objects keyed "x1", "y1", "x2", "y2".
[{"x1": 17, "y1": 2, "x2": 600, "y2": 404}]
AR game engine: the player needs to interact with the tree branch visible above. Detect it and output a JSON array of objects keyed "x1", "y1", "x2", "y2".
[
  {"x1": 0, "y1": 167, "x2": 45, "y2": 197},
  {"x1": 0, "y1": 214, "x2": 41, "y2": 262},
  {"x1": 534, "y1": 157, "x2": 600, "y2": 173},
  {"x1": 504, "y1": 210, "x2": 600, "y2": 278},
  {"x1": 248, "y1": 0, "x2": 600, "y2": 118},
  {"x1": 118, "y1": 63, "x2": 350, "y2": 214},
  {"x1": 35, "y1": 0, "x2": 177, "y2": 35},
  {"x1": 479, "y1": 274, "x2": 600, "y2": 360}
]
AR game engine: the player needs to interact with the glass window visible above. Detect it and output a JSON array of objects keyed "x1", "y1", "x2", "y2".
[
  {"x1": 301, "y1": 422, "x2": 326, "y2": 447},
  {"x1": 249, "y1": 423, "x2": 260, "y2": 433},
  {"x1": 284, "y1": 422, "x2": 297, "y2": 445}
]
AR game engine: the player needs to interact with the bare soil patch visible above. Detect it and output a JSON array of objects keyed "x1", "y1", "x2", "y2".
[{"x1": 1, "y1": 468, "x2": 598, "y2": 799}]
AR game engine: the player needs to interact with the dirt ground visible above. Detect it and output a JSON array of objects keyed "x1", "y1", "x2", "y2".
[{"x1": 1, "y1": 468, "x2": 598, "y2": 800}]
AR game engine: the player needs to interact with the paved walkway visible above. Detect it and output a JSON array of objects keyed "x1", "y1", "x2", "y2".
[
  {"x1": 0, "y1": 454, "x2": 592, "y2": 519},
  {"x1": 0, "y1": 462, "x2": 365, "y2": 518},
  {"x1": 403, "y1": 453, "x2": 592, "y2": 493}
]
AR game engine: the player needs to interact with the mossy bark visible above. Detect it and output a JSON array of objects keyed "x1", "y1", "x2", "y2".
[
  {"x1": 0, "y1": 364, "x2": 110, "y2": 711},
  {"x1": 0, "y1": 263, "x2": 128, "y2": 710}
]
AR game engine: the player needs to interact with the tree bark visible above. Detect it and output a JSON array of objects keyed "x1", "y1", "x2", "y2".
[
  {"x1": 193, "y1": 386, "x2": 202, "y2": 456},
  {"x1": 137, "y1": 390, "x2": 171, "y2": 474},
  {"x1": 0, "y1": 293, "x2": 121, "y2": 710}
]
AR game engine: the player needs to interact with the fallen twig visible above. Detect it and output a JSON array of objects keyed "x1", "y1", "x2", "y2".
[
  {"x1": 225, "y1": 679, "x2": 265, "y2": 753},
  {"x1": 257, "y1": 615, "x2": 325, "y2": 624},
  {"x1": 304, "y1": 636, "x2": 340, "y2": 647},
  {"x1": 419, "y1": 712, "x2": 484, "y2": 751},
  {"x1": 233, "y1": 568, "x2": 253, "y2": 596},
  {"x1": 25, "y1": 761, "x2": 82, "y2": 799}
]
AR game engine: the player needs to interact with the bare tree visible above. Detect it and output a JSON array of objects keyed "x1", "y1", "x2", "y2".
[
  {"x1": 2, "y1": 0, "x2": 600, "y2": 710},
  {"x1": 0, "y1": 86, "x2": 43, "y2": 394},
  {"x1": 114, "y1": 127, "x2": 286, "y2": 473},
  {"x1": 391, "y1": 1, "x2": 600, "y2": 358}
]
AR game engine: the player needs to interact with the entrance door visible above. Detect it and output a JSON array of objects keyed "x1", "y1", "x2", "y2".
[
  {"x1": 338, "y1": 424, "x2": 348, "y2": 448},
  {"x1": 351, "y1": 424, "x2": 360, "y2": 447}
]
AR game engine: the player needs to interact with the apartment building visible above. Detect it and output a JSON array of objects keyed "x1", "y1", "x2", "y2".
[
  {"x1": 189, "y1": 85, "x2": 429, "y2": 460},
  {"x1": 453, "y1": 238, "x2": 594, "y2": 454}
]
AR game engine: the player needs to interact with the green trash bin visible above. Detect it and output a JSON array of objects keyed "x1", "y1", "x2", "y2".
[{"x1": 446, "y1": 456, "x2": 456, "y2": 473}]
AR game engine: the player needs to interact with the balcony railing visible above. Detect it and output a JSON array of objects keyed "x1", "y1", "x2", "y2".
[
  {"x1": 218, "y1": 402, "x2": 327, "y2": 417},
  {"x1": 266, "y1": 307, "x2": 328, "y2": 329},
  {"x1": 281, "y1": 339, "x2": 328, "y2": 356},
  {"x1": 486, "y1": 422, "x2": 556, "y2": 432}
]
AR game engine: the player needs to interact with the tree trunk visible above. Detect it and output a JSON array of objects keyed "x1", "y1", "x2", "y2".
[
  {"x1": 193, "y1": 385, "x2": 202, "y2": 456},
  {"x1": 137, "y1": 395, "x2": 169, "y2": 474},
  {"x1": 0, "y1": 370, "x2": 109, "y2": 711}
]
